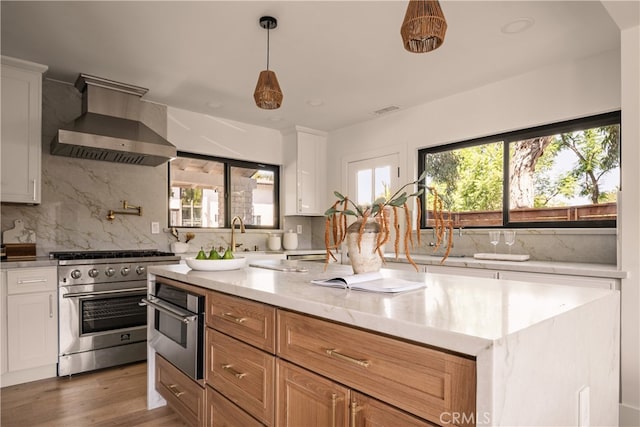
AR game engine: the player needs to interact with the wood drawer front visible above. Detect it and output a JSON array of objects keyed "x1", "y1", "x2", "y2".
[
  {"x1": 207, "y1": 291, "x2": 276, "y2": 353},
  {"x1": 156, "y1": 354, "x2": 206, "y2": 427},
  {"x1": 277, "y1": 359, "x2": 349, "y2": 427},
  {"x1": 351, "y1": 391, "x2": 437, "y2": 427},
  {"x1": 206, "y1": 386, "x2": 263, "y2": 427},
  {"x1": 277, "y1": 310, "x2": 476, "y2": 426},
  {"x1": 206, "y1": 328, "x2": 275, "y2": 426},
  {"x1": 7, "y1": 267, "x2": 57, "y2": 294}
]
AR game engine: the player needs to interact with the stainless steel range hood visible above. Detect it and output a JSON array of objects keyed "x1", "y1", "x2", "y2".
[{"x1": 51, "y1": 74, "x2": 176, "y2": 166}]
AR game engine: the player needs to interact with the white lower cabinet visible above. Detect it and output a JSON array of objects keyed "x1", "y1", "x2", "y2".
[{"x1": 1, "y1": 266, "x2": 58, "y2": 387}]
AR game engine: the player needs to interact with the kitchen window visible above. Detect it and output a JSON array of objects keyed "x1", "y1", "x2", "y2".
[
  {"x1": 418, "y1": 111, "x2": 621, "y2": 228},
  {"x1": 169, "y1": 152, "x2": 279, "y2": 229}
]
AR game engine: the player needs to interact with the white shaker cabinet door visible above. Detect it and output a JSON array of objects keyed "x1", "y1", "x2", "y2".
[
  {"x1": 7, "y1": 291, "x2": 58, "y2": 371},
  {"x1": 1, "y1": 57, "x2": 47, "y2": 204}
]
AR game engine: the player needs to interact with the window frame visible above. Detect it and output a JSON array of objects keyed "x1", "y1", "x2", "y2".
[
  {"x1": 168, "y1": 151, "x2": 280, "y2": 229},
  {"x1": 418, "y1": 111, "x2": 621, "y2": 229}
]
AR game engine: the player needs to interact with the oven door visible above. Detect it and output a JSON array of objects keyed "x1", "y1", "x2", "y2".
[
  {"x1": 144, "y1": 295, "x2": 204, "y2": 380},
  {"x1": 59, "y1": 281, "x2": 148, "y2": 356}
]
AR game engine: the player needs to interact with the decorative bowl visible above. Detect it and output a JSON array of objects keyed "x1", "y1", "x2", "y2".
[{"x1": 185, "y1": 257, "x2": 246, "y2": 271}]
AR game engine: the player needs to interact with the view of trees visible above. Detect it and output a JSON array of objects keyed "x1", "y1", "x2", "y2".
[{"x1": 424, "y1": 124, "x2": 620, "y2": 224}]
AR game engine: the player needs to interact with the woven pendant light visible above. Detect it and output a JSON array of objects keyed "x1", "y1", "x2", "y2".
[
  {"x1": 400, "y1": 0, "x2": 447, "y2": 53},
  {"x1": 254, "y1": 16, "x2": 283, "y2": 109}
]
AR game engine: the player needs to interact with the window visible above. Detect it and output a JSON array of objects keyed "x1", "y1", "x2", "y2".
[
  {"x1": 169, "y1": 152, "x2": 279, "y2": 229},
  {"x1": 418, "y1": 112, "x2": 620, "y2": 228}
]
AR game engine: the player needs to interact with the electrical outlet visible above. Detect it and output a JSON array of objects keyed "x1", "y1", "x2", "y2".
[
  {"x1": 297, "y1": 225, "x2": 303, "y2": 234},
  {"x1": 151, "y1": 222, "x2": 160, "y2": 234}
]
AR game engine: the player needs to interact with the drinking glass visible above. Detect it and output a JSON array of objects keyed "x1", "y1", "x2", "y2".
[
  {"x1": 489, "y1": 231, "x2": 500, "y2": 253},
  {"x1": 504, "y1": 230, "x2": 516, "y2": 254}
]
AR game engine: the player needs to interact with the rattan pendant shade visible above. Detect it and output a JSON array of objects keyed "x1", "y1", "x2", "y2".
[
  {"x1": 254, "y1": 16, "x2": 283, "y2": 110},
  {"x1": 400, "y1": 0, "x2": 447, "y2": 53},
  {"x1": 254, "y1": 70, "x2": 283, "y2": 110}
]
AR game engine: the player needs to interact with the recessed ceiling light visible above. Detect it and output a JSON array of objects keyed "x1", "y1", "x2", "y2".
[
  {"x1": 206, "y1": 101, "x2": 223, "y2": 109},
  {"x1": 501, "y1": 17, "x2": 535, "y2": 35},
  {"x1": 306, "y1": 99, "x2": 324, "y2": 107}
]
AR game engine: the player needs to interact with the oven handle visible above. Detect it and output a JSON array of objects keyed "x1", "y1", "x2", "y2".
[
  {"x1": 62, "y1": 287, "x2": 147, "y2": 298},
  {"x1": 139, "y1": 297, "x2": 198, "y2": 324}
]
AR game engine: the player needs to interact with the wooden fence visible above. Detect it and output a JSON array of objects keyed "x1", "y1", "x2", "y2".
[{"x1": 425, "y1": 202, "x2": 616, "y2": 227}]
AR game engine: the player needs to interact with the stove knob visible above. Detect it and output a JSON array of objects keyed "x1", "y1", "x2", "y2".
[
  {"x1": 105, "y1": 267, "x2": 116, "y2": 277},
  {"x1": 121, "y1": 266, "x2": 130, "y2": 276},
  {"x1": 70, "y1": 269, "x2": 82, "y2": 279},
  {"x1": 88, "y1": 268, "x2": 99, "y2": 278},
  {"x1": 136, "y1": 266, "x2": 146, "y2": 275}
]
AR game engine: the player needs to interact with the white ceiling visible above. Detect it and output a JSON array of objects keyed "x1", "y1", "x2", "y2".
[{"x1": 0, "y1": 1, "x2": 624, "y2": 132}]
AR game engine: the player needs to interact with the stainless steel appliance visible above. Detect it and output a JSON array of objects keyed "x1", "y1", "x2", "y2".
[
  {"x1": 50, "y1": 74, "x2": 177, "y2": 166},
  {"x1": 51, "y1": 250, "x2": 180, "y2": 376},
  {"x1": 144, "y1": 278, "x2": 205, "y2": 381}
]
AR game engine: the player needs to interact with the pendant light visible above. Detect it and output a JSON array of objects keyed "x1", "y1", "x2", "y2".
[
  {"x1": 254, "y1": 16, "x2": 283, "y2": 109},
  {"x1": 400, "y1": 0, "x2": 447, "y2": 53}
]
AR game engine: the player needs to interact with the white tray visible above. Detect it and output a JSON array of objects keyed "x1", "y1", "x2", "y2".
[{"x1": 473, "y1": 253, "x2": 530, "y2": 262}]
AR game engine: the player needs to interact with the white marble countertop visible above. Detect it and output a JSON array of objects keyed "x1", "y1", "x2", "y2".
[
  {"x1": 0, "y1": 257, "x2": 57, "y2": 269},
  {"x1": 148, "y1": 262, "x2": 615, "y2": 357},
  {"x1": 386, "y1": 253, "x2": 627, "y2": 279}
]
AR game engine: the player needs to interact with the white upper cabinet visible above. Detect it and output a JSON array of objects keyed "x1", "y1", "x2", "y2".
[
  {"x1": 1, "y1": 56, "x2": 48, "y2": 204},
  {"x1": 283, "y1": 126, "x2": 327, "y2": 216}
]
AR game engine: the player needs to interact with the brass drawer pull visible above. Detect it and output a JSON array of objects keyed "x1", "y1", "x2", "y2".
[
  {"x1": 221, "y1": 312, "x2": 247, "y2": 324},
  {"x1": 221, "y1": 364, "x2": 247, "y2": 379},
  {"x1": 168, "y1": 384, "x2": 185, "y2": 397},
  {"x1": 325, "y1": 348, "x2": 371, "y2": 368}
]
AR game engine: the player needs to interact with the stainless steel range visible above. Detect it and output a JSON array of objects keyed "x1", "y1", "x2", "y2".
[{"x1": 50, "y1": 250, "x2": 180, "y2": 376}]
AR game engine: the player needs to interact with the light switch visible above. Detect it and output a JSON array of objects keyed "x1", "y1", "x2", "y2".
[
  {"x1": 297, "y1": 225, "x2": 303, "y2": 234},
  {"x1": 151, "y1": 222, "x2": 160, "y2": 234}
]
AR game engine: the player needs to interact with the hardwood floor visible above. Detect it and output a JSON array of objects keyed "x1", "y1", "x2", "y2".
[{"x1": 0, "y1": 362, "x2": 189, "y2": 427}]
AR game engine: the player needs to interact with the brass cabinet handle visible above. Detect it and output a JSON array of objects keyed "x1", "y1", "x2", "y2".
[
  {"x1": 221, "y1": 312, "x2": 247, "y2": 324},
  {"x1": 331, "y1": 393, "x2": 337, "y2": 427},
  {"x1": 325, "y1": 348, "x2": 371, "y2": 368},
  {"x1": 168, "y1": 384, "x2": 184, "y2": 397},
  {"x1": 349, "y1": 399, "x2": 361, "y2": 427},
  {"x1": 221, "y1": 364, "x2": 247, "y2": 379}
]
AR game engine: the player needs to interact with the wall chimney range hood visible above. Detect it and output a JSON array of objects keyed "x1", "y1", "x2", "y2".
[{"x1": 51, "y1": 74, "x2": 176, "y2": 167}]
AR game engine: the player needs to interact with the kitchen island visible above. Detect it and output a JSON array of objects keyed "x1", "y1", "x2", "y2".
[{"x1": 147, "y1": 262, "x2": 619, "y2": 426}]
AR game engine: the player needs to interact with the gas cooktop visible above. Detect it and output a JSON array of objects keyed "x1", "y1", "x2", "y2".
[{"x1": 50, "y1": 249, "x2": 178, "y2": 262}]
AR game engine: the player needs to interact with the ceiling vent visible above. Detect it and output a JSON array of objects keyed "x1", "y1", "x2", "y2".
[{"x1": 373, "y1": 105, "x2": 401, "y2": 115}]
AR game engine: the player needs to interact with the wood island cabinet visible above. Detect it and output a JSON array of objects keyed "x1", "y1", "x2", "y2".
[
  {"x1": 156, "y1": 353, "x2": 206, "y2": 427},
  {"x1": 155, "y1": 277, "x2": 477, "y2": 427}
]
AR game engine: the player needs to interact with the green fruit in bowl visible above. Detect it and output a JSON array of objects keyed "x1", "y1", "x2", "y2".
[
  {"x1": 208, "y1": 249, "x2": 221, "y2": 260},
  {"x1": 195, "y1": 248, "x2": 207, "y2": 260},
  {"x1": 222, "y1": 248, "x2": 234, "y2": 259}
]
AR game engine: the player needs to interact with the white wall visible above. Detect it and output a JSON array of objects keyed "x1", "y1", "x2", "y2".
[
  {"x1": 618, "y1": 24, "x2": 640, "y2": 427},
  {"x1": 167, "y1": 106, "x2": 283, "y2": 165},
  {"x1": 327, "y1": 49, "x2": 620, "y2": 194}
]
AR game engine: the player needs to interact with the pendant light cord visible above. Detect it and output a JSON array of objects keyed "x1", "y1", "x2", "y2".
[{"x1": 266, "y1": 26, "x2": 270, "y2": 71}]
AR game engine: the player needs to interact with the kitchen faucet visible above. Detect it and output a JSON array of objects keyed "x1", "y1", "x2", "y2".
[{"x1": 230, "y1": 216, "x2": 246, "y2": 253}]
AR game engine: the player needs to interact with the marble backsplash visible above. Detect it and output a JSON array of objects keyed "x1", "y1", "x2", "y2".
[{"x1": 1, "y1": 79, "x2": 172, "y2": 255}]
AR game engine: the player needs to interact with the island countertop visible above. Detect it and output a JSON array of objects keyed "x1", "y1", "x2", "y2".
[{"x1": 148, "y1": 262, "x2": 615, "y2": 357}]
